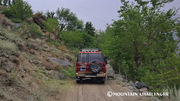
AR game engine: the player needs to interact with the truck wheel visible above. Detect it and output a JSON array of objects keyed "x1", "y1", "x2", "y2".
[
  {"x1": 100, "y1": 80, "x2": 105, "y2": 84},
  {"x1": 76, "y1": 80, "x2": 81, "y2": 83}
]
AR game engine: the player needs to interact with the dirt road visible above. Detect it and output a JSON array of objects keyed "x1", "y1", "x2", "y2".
[{"x1": 59, "y1": 80, "x2": 149, "y2": 101}]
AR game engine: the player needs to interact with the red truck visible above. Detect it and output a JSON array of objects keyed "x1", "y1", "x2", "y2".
[{"x1": 75, "y1": 49, "x2": 107, "y2": 84}]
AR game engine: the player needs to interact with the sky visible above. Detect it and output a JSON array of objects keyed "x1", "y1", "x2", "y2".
[{"x1": 24, "y1": 0, "x2": 180, "y2": 31}]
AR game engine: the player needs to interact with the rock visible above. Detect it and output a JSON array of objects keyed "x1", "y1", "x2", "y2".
[
  {"x1": 129, "y1": 81, "x2": 135, "y2": 86},
  {"x1": 14, "y1": 23, "x2": 22, "y2": 28},
  {"x1": 139, "y1": 87, "x2": 148, "y2": 93},
  {"x1": 27, "y1": 42, "x2": 45, "y2": 51},
  {"x1": 61, "y1": 41, "x2": 65, "y2": 45},
  {"x1": 106, "y1": 64, "x2": 115, "y2": 78},
  {"x1": 48, "y1": 70, "x2": 65, "y2": 79},
  {"x1": 29, "y1": 59, "x2": 42, "y2": 64},
  {"x1": 33, "y1": 13, "x2": 47, "y2": 29},
  {"x1": 114, "y1": 74, "x2": 123, "y2": 81},
  {"x1": 1, "y1": 59, "x2": 14, "y2": 72},
  {"x1": 150, "y1": 96, "x2": 161, "y2": 101},
  {"x1": 135, "y1": 82, "x2": 149, "y2": 89},
  {"x1": 42, "y1": 61, "x2": 58, "y2": 70},
  {"x1": 48, "y1": 57, "x2": 70, "y2": 67}
]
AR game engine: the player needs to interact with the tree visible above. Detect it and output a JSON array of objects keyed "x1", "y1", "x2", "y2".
[
  {"x1": 101, "y1": 0, "x2": 180, "y2": 91},
  {"x1": 82, "y1": 31, "x2": 94, "y2": 48},
  {"x1": 45, "y1": 10, "x2": 56, "y2": 19},
  {"x1": 56, "y1": 8, "x2": 83, "y2": 33},
  {"x1": 3, "y1": 0, "x2": 33, "y2": 21},
  {"x1": 0, "y1": 0, "x2": 16, "y2": 6},
  {"x1": 60, "y1": 30, "x2": 84, "y2": 49},
  {"x1": 3, "y1": 0, "x2": 7, "y2": 6},
  {"x1": 85, "y1": 22, "x2": 95, "y2": 36}
]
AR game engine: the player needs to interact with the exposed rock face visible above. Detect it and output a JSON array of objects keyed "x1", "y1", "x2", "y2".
[
  {"x1": 33, "y1": 13, "x2": 47, "y2": 29},
  {"x1": 48, "y1": 57, "x2": 70, "y2": 67}
]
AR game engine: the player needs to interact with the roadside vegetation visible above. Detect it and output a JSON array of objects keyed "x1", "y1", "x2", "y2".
[
  {"x1": 0, "y1": 0, "x2": 180, "y2": 100},
  {"x1": 98, "y1": 0, "x2": 180, "y2": 99}
]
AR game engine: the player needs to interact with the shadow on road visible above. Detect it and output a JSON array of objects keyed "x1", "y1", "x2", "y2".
[{"x1": 77, "y1": 79, "x2": 105, "y2": 85}]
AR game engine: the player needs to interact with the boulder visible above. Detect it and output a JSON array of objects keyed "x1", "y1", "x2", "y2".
[
  {"x1": 106, "y1": 64, "x2": 115, "y2": 78},
  {"x1": 48, "y1": 57, "x2": 70, "y2": 67},
  {"x1": 33, "y1": 13, "x2": 47, "y2": 29},
  {"x1": 114, "y1": 74, "x2": 124, "y2": 81},
  {"x1": 135, "y1": 81, "x2": 149, "y2": 89}
]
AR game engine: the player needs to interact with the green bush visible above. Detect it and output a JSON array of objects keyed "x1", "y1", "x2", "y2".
[
  {"x1": 47, "y1": 40, "x2": 61, "y2": 48},
  {"x1": 2, "y1": 0, "x2": 33, "y2": 21},
  {"x1": 60, "y1": 67, "x2": 75, "y2": 79},
  {"x1": 16, "y1": 23, "x2": 43, "y2": 39},
  {"x1": 43, "y1": 18, "x2": 59, "y2": 40},
  {"x1": 60, "y1": 30, "x2": 95, "y2": 49},
  {"x1": 11, "y1": 18, "x2": 23, "y2": 23},
  {"x1": 60, "y1": 30, "x2": 84, "y2": 49}
]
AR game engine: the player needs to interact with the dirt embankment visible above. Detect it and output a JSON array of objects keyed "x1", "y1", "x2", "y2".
[{"x1": 0, "y1": 13, "x2": 76, "y2": 101}]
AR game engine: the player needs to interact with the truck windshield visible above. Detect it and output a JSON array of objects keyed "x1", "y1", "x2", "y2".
[{"x1": 77, "y1": 53, "x2": 104, "y2": 63}]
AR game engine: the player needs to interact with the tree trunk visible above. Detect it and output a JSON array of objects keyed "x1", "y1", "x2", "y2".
[{"x1": 133, "y1": 41, "x2": 140, "y2": 68}]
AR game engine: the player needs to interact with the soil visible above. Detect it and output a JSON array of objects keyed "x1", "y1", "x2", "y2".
[{"x1": 59, "y1": 80, "x2": 150, "y2": 101}]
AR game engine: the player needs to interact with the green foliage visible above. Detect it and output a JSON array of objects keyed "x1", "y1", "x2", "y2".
[
  {"x1": 2, "y1": 0, "x2": 33, "y2": 21},
  {"x1": 56, "y1": 7, "x2": 84, "y2": 31},
  {"x1": 60, "y1": 30, "x2": 95, "y2": 49},
  {"x1": 60, "y1": 30, "x2": 84, "y2": 49},
  {"x1": 43, "y1": 18, "x2": 59, "y2": 40},
  {"x1": 60, "y1": 67, "x2": 75, "y2": 79},
  {"x1": 47, "y1": 40, "x2": 61, "y2": 48},
  {"x1": 16, "y1": 23, "x2": 43, "y2": 39},
  {"x1": 85, "y1": 22, "x2": 95, "y2": 36},
  {"x1": 100, "y1": 0, "x2": 180, "y2": 92},
  {"x1": 45, "y1": 10, "x2": 55, "y2": 19},
  {"x1": 93, "y1": 30, "x2": 107, "y2": 48},
  {"x1": 10, "y1": 18, "x2": 22, "y2": 23},
  {"x1": 82, "y1": 32, "x2": 94, "y2": 48}
]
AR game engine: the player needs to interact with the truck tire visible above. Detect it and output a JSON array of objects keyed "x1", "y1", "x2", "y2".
[
  {"x1": 76, "y1": 80, "x2": 81, "y2": 83},
  {"x1": 89, "y1": 60, "x2": 103, "y2": 73}
]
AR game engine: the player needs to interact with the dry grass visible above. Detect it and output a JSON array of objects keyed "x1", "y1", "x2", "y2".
[
  {"x1": 59, "y1": 45, "x2": 69, "y2": 52},
  {"x1": 0, "y1": 39, "x2": 18, "y2": 52},
  {"x1": 0, "y1": 27, "x2": 21, "y2": 42}
]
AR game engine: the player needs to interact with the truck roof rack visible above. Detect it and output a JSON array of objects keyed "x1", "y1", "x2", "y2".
[{"x1": 80, "y1": 49, "x2": 101, "y2": 52}]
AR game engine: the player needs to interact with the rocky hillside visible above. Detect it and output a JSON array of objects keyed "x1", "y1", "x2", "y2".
[{"x1": 0, "y1": 12, "x2": 76, "y2": 101}]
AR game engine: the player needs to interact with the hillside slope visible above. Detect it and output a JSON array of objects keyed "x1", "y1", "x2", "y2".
[{"x1": 0, "y1": 14, "x2": 76, "y2": 101}]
